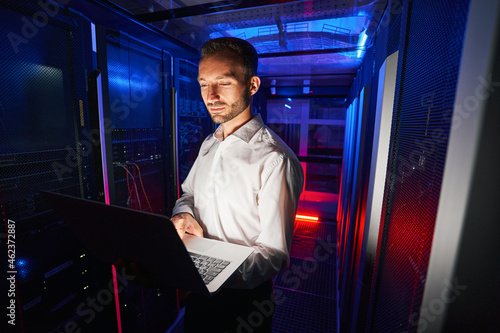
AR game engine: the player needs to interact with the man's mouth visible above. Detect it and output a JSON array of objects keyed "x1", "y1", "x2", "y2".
[{"x1": 209, "y1": 105, "x2": 225, "y2": 113}]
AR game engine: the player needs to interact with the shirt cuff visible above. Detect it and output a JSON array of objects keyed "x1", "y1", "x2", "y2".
[{"x1": 171, "y1": 204, "x2": 195, "y2": 218}]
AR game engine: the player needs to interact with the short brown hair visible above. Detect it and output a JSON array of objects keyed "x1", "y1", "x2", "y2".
[{"x1": 200, "y1": 37, "x2": 258, "y2": 81}]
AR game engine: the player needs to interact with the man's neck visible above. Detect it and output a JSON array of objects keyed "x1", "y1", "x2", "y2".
[{"x1": 219, "y1": 108, "x2": 254, "y2": 140}]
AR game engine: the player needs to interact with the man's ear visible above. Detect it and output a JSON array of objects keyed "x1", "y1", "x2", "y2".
[{"x1": 249, "y1": 76, "x2": 261, "y2": 96}]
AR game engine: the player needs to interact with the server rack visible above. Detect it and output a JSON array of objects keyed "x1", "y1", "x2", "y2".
[
  {"x1": 174, "y1": 58, "x2": 213, "y2": 189},
  {"x1": 93, "y1": 26, "x2": 179, "y2": 332},
  {"x1": 0, "y1": 2, "x2": 116, "y2": 332},
  {"x1": 421, "y1": 0, "x2": 500, "y2": 331},
  {"x1": 337, "y1": 0, "x2": 487, "y2": 331},
  {"x1": 365, "y1": 1, "x2": 470, "y2": 331},
  {"x1": 1, "y1": 0, "x2": 206, "y2": 331}
]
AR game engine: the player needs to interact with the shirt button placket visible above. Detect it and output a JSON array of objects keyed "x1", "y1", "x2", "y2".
[
  {"x1": 210, "y1": 145, "x2": 223, "y2": 230},
  {"x1": 211, "y1": 145, "x2": 223, "y2": 196}
]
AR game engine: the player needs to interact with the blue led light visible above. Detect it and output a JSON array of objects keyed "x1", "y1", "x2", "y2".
[
  {"x1": 303, "y1": 79, "x2": 310, "y2": 94},
  {"x1": 285, "y1": 104, "x2": 291, "y2": 109},
  {"x1": 16, "y1": 258, "x2": 29, "y2": 279},
  {"x1": 357, "y1": 30, "x2": 368, "y2": 58},
  {"x1": 212, "y1": 17, "x2": 367, "y2": 54}
]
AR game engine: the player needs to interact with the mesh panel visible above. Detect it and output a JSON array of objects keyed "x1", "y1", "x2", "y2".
[
  {"x1": 386, "y1": 0, "x2": 403, "y2": 56},
  {"x1": 275, "y1": 257, "x2": 337, "y2": 299},
  {"x1": 273, "y1": 287, "x2": 337, "y2": 333},
  {"x1": 0, "y1": 3, "x2": 95, "y2": 207},
  {"x1": 368, "y1": 0, "x2": 470, "y2": 331},
  {"x1": 273, "y1": 219, "x2": 338, "y2": 332},
  {"x1": 106, "y1": 34, "x2": 164, "y2": 129},
  {"x1": 0, "y1": 2, "x2": 114, "y2": 332}
]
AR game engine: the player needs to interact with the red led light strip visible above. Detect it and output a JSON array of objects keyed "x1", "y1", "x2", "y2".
[{"x1": 295, "y1": 214, "x2": 319, "y2": 221}]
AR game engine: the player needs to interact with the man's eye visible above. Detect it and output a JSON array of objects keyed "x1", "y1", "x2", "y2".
[
  {"x1": 200, "y1": 84, "x2": 208, "y2": 88},
  {"x1": 220, "y1": 82, "x2": 230, "y2": 86}
]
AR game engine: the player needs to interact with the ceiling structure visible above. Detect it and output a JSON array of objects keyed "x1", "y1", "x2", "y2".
[{"x1": 93, "y1": 0, "x2": 388, "y2": 87}]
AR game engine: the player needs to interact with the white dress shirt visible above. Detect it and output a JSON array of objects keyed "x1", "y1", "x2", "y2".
[{"x1": 172, "y1": 114, "x2": 304, "y2": 289}]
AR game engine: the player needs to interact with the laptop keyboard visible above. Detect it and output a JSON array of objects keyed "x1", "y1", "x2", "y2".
[{"x1": 188, "y1": 252, "x2": 231, "y2": 284}]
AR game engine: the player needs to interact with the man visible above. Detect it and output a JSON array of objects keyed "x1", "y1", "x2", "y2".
[{"x1": 171, "y1": 37, "x2": 304, "y2": 332}]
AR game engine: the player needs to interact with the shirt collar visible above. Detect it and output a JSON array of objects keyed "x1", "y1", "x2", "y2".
[{"x1": 213, "y1": 114, "x2": 264, "y2": 143}]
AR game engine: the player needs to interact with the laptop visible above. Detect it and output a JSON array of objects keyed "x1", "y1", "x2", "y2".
[{"x1": 40, "y1": 191, "x2": 253, "y2": 296}]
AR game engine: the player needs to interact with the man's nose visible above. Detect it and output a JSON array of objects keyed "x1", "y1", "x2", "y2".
[{"x1": 206, "y1": 85, "x2": 219, "y2": 103}]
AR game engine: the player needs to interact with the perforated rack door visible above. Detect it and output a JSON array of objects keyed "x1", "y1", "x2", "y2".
[
  {"x1": 366, "y1": 0, "x2": 471, "y2": 332},
  {"x1": 0, "y1": 2, "x2": 114, "y2": 332}
]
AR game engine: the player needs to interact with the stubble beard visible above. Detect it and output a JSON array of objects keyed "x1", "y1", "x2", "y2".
[{"x1": 208, "y1": 89, "x2": 251, "y2": 124}]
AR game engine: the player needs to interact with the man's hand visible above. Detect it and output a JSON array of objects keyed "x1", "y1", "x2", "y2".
[{"x1": 170, "y1": 213, "x2": 203, "y2": 239}]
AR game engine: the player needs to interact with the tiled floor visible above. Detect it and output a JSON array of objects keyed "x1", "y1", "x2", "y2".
[{"x1": 167, "y1": 218, "x2": 338, "y2": 333}]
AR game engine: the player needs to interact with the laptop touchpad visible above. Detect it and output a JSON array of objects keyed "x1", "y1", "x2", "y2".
[{"x1": 183, "y1": 235, "x2": 216, "y2": 253}]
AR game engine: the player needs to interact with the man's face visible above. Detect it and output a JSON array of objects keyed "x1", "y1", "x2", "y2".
[{"x1": 198, "y1": 52, "x2": 252, "y2": 124}]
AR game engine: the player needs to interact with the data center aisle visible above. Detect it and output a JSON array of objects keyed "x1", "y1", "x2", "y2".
[
  {"x1": 272, "y1": 218, "x2": 338, "y2": 332},
  {"x1": 166, "y1": 217, "x2": 338, "y2": 333}
]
